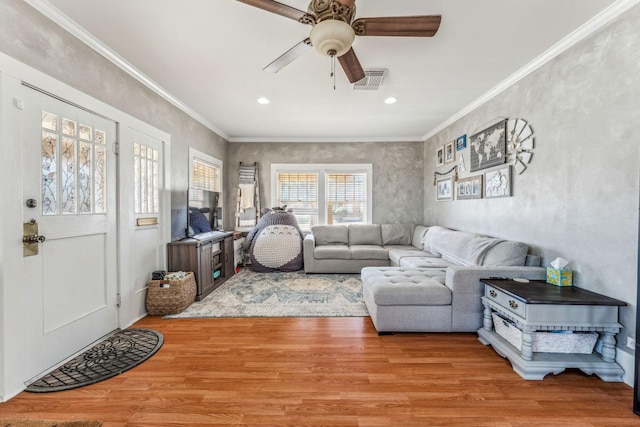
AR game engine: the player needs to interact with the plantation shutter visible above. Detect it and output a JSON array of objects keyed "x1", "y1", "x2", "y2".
[
  {"x1": 326, "y1": 172, "x2": 366, "y2": 225},
  {"x1": 277, "y1": 172, "x2": 318, "y2": 230}
]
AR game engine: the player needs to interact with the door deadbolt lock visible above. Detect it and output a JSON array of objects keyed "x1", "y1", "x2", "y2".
[{"x1": 23, "y1": 219, "x2": 46, "y2": 257}]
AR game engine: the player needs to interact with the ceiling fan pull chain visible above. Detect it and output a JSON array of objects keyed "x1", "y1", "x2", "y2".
[{"x1": 331, "y1": 54, "x2": 336, "y2": 90}]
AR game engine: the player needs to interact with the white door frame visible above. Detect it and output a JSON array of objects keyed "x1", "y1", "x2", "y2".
[{"x1": 0, "y1": 51, "x2": 171, "y2": 401}]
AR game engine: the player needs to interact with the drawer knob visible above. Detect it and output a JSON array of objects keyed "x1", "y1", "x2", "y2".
[
  {"x1": 509, "y1": 300, "x2": 518, "y2": 309},
  {"x1": 489, "y1": 290, "x2": 497, "y2": 298}
]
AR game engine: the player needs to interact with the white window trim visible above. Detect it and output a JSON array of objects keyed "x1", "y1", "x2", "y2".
[{"x1": 271, "y1": 163, "x2": 373, "y2": 225}]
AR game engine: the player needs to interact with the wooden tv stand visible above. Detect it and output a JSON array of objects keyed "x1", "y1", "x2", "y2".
[{"x1": 167, "y1": 231, "x2": 235, "y2": 300}]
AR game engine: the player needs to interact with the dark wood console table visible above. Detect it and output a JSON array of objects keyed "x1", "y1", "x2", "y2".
[
  {"x1": 167, "y1": 231, "x2": 235, "y2": 300},
  {"x1": 477, "y1": 279, "x2": 626, "y2": 381}
]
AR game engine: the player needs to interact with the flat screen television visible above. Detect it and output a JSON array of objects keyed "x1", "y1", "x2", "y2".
[{"x1": 186, "y1": 188, "x2": 220, "y2": 237}]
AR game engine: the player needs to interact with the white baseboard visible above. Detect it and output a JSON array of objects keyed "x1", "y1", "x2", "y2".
[{"x1": 618, "y1": 347, "x2": 635, "y2": 387}]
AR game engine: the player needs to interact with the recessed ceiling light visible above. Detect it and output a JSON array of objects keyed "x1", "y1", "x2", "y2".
[
  {"x1": 257, "y1": 97, "x2": 270, "y2": 105},
  {"x1": 384, "y1": 97, "x2": 397, "y2": 105}
]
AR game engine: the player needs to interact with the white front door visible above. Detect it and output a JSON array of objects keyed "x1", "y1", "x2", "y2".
[{"x1": 22, "y1": 86, "x2": 118, "y2": 381}]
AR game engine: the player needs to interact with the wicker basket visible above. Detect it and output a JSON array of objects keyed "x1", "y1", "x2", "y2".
[
  {"x1": 146, "y1": 272, "x2": 196, "y2": 315},
  {"x1": 492, "y1": 312, "x2": 598, "y2": 354}
]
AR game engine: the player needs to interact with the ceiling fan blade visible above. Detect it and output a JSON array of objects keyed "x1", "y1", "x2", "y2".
[
  {"x1": 352, "y1": 15, "x2": 442, "y2": 37},
  {"x1": 236, "y1": 0, "x2": 309, "y2": 22},
  {"x1": 263, "y1": 38, "x2": 313, "y2": 73},
  {"x1": 338, "y1": 48, "x2": 365, "y2": 83}
]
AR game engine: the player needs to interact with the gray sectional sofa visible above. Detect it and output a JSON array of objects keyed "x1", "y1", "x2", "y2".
[
  {"x1": 303, "y1": 223, "x2": 423, "y2": 274},
  {"x1": 303, "y1": 224, "x2": 546, "y2": 333}
]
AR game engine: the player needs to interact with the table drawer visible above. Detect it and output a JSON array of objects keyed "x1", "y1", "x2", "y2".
[{"x1": 485, "y1": 285, "x2": 526, "y2": 317}]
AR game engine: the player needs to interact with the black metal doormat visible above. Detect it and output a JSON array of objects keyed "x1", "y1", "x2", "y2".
[{"x1": 26, "y1": 328, "x2": 163, "y2": 393}]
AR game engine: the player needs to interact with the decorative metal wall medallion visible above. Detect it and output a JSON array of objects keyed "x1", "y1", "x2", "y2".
[{"x1": 506, "y1": 118, "x2": 534, "y2": 174}]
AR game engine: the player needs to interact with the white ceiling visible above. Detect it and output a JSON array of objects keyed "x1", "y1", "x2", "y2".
[{"x1": 35, "y1": 0, "x2": 619, "y2": 142}]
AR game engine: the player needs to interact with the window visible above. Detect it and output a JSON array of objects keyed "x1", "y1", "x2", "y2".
[
  {"x1": 192, "y1": 157, "x2": 220, "y2": 192},
  {"x1": 272, "y1": 164, "x2": 372, "y2": 230},
  {"x1": 326, "y1": 172, "x2": 367, "y2": 225},
  {"x1": 133, "y1": 142, "x2": 159, "y2": 214},
  {"x1": 277, "y1": 172, "x2": 319, "y2": 229},
  {"x1": 189, "y1": 148, "x2": 222, "y2": 209}
]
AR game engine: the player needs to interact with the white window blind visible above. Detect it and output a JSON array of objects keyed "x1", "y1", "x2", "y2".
[
  {"x1": 192, "y1": 158, "x2": 220, "y2": 191},
  {"x1": 272, "y1": 164, "x2": 372, "y2": 229},
  {"x1": 327, "y1": 172, "x2": 366, "y2": 225},
  {"x1": 276, "y1": 172, "x2": 318, "y2": 229}
]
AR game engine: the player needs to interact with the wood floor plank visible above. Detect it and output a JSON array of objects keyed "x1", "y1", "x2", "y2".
[{"x1": 0, "y1": 316, "x2": 637, "y2": 426}]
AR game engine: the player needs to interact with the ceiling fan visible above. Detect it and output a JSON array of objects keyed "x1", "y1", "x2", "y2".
[{"x1": 237, "y1": 0, "x2": 441, "y2": 83}]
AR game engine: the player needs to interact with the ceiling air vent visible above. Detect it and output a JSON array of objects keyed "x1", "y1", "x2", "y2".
[{"x1": 353, "y1": 69, "x2": 387, "y2": 91}]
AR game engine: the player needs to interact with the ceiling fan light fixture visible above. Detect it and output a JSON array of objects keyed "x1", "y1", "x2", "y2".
[{"x1": 309, "y1": 19, "x2": 355, "y2": 57}]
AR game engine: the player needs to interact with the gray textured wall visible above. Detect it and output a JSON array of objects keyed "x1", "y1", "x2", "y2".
[
  {"x1": 227, "y1": 142, "x2": 424, "y2": 229},
  {"x1": 0, "y1": 0, "x2": 227, "y2": 241},
  {"x1": 425, "y1": 4, "x2": 640, "y2": 346}
]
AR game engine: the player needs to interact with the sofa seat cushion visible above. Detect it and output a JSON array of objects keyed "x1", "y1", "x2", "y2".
[
  {"x1": 388, "y1": 248, "x2": 439, "y2": 265},
  {"x1": 361, "y1": 267, "x2": 450, "y2": 306},
  {"x1": 314, "y1": 244, "x2": 352, "y2": 260},
  {"x1": 349, "y1": 224, "x2": 382, "y2": 245},
  {"x1": 351, "y1": 245, "x2": 389, "y2": 260},
  {"x1": 312, "y1": 225, "x2": 348, "y2": 246},
  {"x1": 400, "y1": 257, "x2": 456, "y2": 269}
]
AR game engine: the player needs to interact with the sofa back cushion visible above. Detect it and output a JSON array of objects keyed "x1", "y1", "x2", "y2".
[
  {"x1": 482, "y1": 241, "x2": 529, "y2": 266},
  {"x1": 423, "y1": 226, "x2": 529, "y2": 266},
  {"x1": 349, "y1": 224, "x2": 382, "y2": 245},
  {"x1": 411, "y1": 225, "x2": 429, "y2": 249},
  {"x1": 381, "y1": 224, "x2": 414, "y2": 245},
  {"x1": 312, "y1": 225, "x2": 348, "y2": 246}
]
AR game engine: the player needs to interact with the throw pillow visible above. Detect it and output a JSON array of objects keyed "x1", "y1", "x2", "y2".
[{"x1": 189, "y1": 208, "x2": 212, "y2": 234}]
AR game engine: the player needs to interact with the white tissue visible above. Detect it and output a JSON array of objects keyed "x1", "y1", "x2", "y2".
[{"x1": 550, "y1": 257, "x2": 569, "y2": 270}]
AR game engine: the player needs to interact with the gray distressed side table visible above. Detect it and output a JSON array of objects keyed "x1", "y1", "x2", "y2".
[{"x1": 477, "y1": 279, "x2": 626, "y2": 381}]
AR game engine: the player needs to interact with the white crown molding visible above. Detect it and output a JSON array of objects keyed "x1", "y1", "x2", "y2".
[
  {"x1": 24, "y1": 0, "x2": 230, "y2": 141},
  {"x1": 228, "y1": 135, "x2": 423, "y2": 143},
  {"x1": 422, "y1": 0, "x2": 640, "y2": 141}
]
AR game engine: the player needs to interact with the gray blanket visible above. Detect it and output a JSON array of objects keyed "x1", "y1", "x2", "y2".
[{"x1": 423, "y1": 226, "x2": 504, "y2": 266}]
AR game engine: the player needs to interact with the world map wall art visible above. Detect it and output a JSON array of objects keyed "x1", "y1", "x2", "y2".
[{"x1": 470, "y1": 119, "x2": 506, "y2": 172}]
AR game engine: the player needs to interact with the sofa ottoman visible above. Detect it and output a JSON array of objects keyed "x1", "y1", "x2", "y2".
[{"x1": 362, "y1": 267, "x2": 453, "y2": 333}]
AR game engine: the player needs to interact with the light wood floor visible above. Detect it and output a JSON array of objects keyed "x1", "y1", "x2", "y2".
[{"x1": 0, "y1": 316, "x2": 638, "y2": 426}]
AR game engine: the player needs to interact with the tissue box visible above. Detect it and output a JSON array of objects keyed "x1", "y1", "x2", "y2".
[{"x1": 547, "y1": 268, "x2": 573, "y2": 286}]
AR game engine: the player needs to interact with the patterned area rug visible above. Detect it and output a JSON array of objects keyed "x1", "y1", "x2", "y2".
[
  {"x1": 25, "y1": 329, "x2": 163, "y2": 393},
  {"x1": 165, "y1": 269, "x2": 369, "y2": 318}
]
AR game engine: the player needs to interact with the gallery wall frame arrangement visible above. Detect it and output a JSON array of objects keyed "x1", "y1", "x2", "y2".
[{"x1": 434, "y1": 117, "x2": 532, "y2": 201}]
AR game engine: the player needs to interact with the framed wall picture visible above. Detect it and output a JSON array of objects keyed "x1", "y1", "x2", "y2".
[
  {"x1": 436, "y1": 146, "x2": 444, "y2": 166},
  {"x1": 456, "y1": 134, "x2": 467, "y2": 151},
  {"x1": 484, "y1": 166, "x2": 511, "y2": 198},
  {"x1": 436, "y1": 177, "x2": 453, "y2": 201},
  {"x1": 445, "y1": 141, "x2": 455, "y2": 164},
  {"x1": 456, "y1": 175, "x2": 483, "y2": 200},
  {"x1": 470, "y1": 119, "x2": 507, "y2": 172}
]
